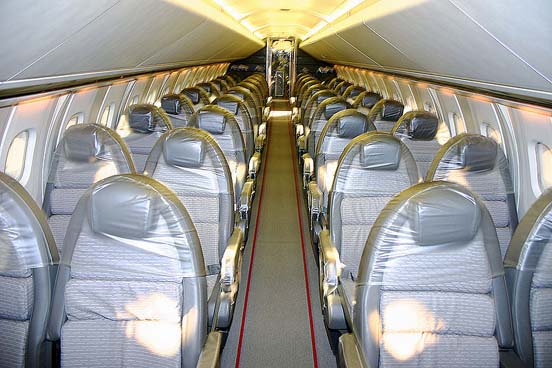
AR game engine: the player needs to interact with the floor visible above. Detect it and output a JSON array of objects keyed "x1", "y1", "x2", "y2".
[{"x1": 221, "y1": 101, "x2": 337, "y2": 368}]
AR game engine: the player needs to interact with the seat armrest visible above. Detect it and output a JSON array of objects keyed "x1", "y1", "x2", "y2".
[
  {"x1": 239, "y1": 179, "x2": 255, "y2": 221},
  {"x1": 248, "y1": 152, "x2": 261, "y2": 179},
  {"x1": 255, "y1": 134, "x2": 265, "y2": 152},
  {"x1": 258, "y1": 122, "x2": 267, "y2": 136},
  {"x1": 339, "y1": 333, "x2": 366, "y2": 368},
  {"x1": 298, "y1": 134, "x2": 307, "y2": 153},
  {"x1": 302, "y1": 153, "x2": 314, "y2": 188},
  {"x1": 295, "y1": 123, "x2": 304, "y2": 137},
  {"x1": 307, "y1": 181, "x2": 322, "y2": 221},
  {"x1": 320, "y1": 230, "x2": 343, "y2": 296},
  {"x1": 266, "y1": 97, "x2": 272, "y2": 107},
  {"x1": 197, "y1": 331, "x2": 223, "y2": 368},
  {"x1": 221, "y1": 228, "x2": 244, "y2": 292}
]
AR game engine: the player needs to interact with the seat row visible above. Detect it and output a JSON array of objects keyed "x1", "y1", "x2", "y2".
[
  {"x1": 293, "y1": 73, "x2": 550, "y2": 367},
  {"x1": 0, "y1": 73, "x2": 268, "y2": 368}
]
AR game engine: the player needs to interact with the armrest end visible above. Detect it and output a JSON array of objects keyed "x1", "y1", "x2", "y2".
[
  {"x1": 320, "y1": 230, "x2": 343, "y2": 296},
  {"x1": 196, "y1": 331, "x2": 223, "y2": 368},
  {"x1": 221, "y1": 228, "x2": 244, "y2": 291}
]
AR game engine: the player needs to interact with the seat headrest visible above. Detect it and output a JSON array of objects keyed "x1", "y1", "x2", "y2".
[
  {"x1": 380, "y1": 100, "x2": 404, "y2": 121},
  {"x1": 229, "y1": 91, "x2": 244, "y2": 100},
  {"x1": 317, "y1": 93, "x2": 333, "y2": 105},
  {"x1": 324, "y1": 101, "x2": 348, "y2": 120},
  {"x1": 360, "y1": 137, "x2": 401, "y2": 170},
  {"x1": 182, "y1": 89, "x2": 200, "y2": 104},
  {"x1": 349, "y1": 88, "x2": 363, "y2": 98},
  {"x1": 163, "y1": 134, "x2": 205, "y2": 168},
  {"x1": 198, "y1": 111, "x2": 226, "y2": 134},
  {"x1": 362, "y1": 92, "x2": 381, "y2": 108},
  {"x1": 408, "y1": 187, "x2": 481, "y2": 246},
  {"x1": 460, "y1": 137, "x2": 498, "y2": 172},
  {"x1": 89, "y1": 180, "x2": 160, "y2": 239},
  {"x1": 128, "y1": 105, "x2": 157, "y2": 133},
  {"x1": 337, "y1": 113, "x2": 368, "y2": 138},
  {"x1": 63, "y1": 125, "x2": 105, "y2": 162},
  {"x1": 198, "y1": 84, "x2": 211, "y2": 93},
  {"x1": 160, "y1": 94, "x2": 182, "y2": 115},
  {"x1": 403, "y1": 111, "x2": 439, "y2": 140},
  {"x1": 217, "y1": 99, "x2": 239, "y2": 115}
]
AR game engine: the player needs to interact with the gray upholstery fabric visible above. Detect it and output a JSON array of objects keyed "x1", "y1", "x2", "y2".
[
  {"x1": 190, "y1": 106, "x2": 247, "y2": 208},
  {"x1": 0, "y1": 172, "x2": 59, "y2": 368},
  {"x1": 301, "y1": 89, "x2": 335, "y2": 127},
  {"x1": 427, "y1": 134, "x2": 517, "y2": 258},
  {"x1": 119, "y1": 104, "x2": 173, "y2": 172},
  {"x1": 352, "y1": 182, "x2": 512, "y2": 368},
  {"x1": 315, "y1": 110, "x2": 376, "y2": 209},
  {"x1": 181, "y1": 87, "x2": 210, "y2": 111},
  {"x1": 216, "y1": 94, "x2": 255, "y2": 161},
  {"x1": 329, "y1": 132, "x2": 420, "y2": 279},
  {"x1": 306, "y1": 97, "x2": 349, "y2": 158},
  {"x1": 49, "y1": 175, "x2": 207, "y2": 368},
  {"x1": 45, "y1": 124, "x2": 135, "y2": 255},
  {"x1": 392, "y1": 111, "x2": 442, "y2": 178},
  {"x1": 144, "y1": 128, "x2": 235, "y2": 276},
  {"x1": 160, "y1": 94, "x2": 195, "y2": 128},
  {"x1": 368, "y1": 99, "x2": 404, "y2": 132},
  {"x1": 228, "y1": 86, "x2": 259, "y2": 126},
  {"x1": 505, "y1": 189, "x2": 552, "y2": 368},
  {"x1": 352, "y1": 91, "x2": 382, "y2": 110}
]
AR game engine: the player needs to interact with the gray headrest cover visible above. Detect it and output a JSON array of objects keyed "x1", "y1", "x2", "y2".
[
  {"x1": 161, "y1": 95, "x2": 181, "y2": 115},
  {"x1": 199, "y1": 84, "x2": 211, "y2": 93},
  {"x1": 129, "y1": 106, "x2": 156, "y2": 133},
  {"x1": 89, "y1": 181, "x2": 159, "y2": 239},
  {"x1": 324, "y1": 102, "x2": 348, "y2": 120},
  {"x1": 409, "y1": 188, "x2": 480, "y2": 246},
  {"x1": 360, "y1": 139, "x2": 401, "y2": 170},
  {"x1": 217, "y1": 100, "x2": 239, "y2": 115},
  {"x1": 381, "y1": 101, "x2": 404, "y2": 121},
  {"x1": 317, "y1": 94, "x2": 332, "y2": 105},
  {"x1": 362, "y1": 93, "x2": 381, "y2": 108},
  {"x1": 337, "y1": 115, "x2": 367, "y2": 138},
  {"x1": 229, "y1": 91, "x2": 244, "y2": 100},
  {"x1": 64, "y1": 127, "x2": 104, "y2": 162},
  {"x1": 350, "y1": 88, "x2": 363, "y2": 98},
  {"x1": 198, "y1": 111, "x2": 226, "y2": 135},
  {"x1": 460, "y1": 138, "x2": 498, "y2": 172},
  {"x1": 163, "y1": 136, "x2": 204, "y2": 168},
  {"x1": 183, "y1": 90, "x2": 200, "y2": 104},
  {"x1": 407, "y1": 113, "x2": 439, "y2": 140}
]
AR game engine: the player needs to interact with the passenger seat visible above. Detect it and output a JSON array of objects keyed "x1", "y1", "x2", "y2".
[
  {"x1": 117, "y1": 104, "x2": 173, "y2": 172},
  {"x1": 190, "y1": 106, "x2": 254, "y2": 221},
  {"x1": 160, "y1": 93, "x2": 195, "y2": 127},
  {"x1": 338, "y1": 181, "x2": 513, "y2": 367},
  {"x1": 47, "y1": 174, "x2": 221, "y2": 368},
  {"x1": 505, "y1": 189, "x2": 552, "y2": 368},
  {"x1": 352, "y1": 91, "x2": 382, "y2": 116},
  {"x1": 0, "y1": 172, "x2": 59, "y2": 368},
  {"x1": 426, "y1": 134, "x2": 518, "y2": 257},
  {"x1": 391, "y1": 111, "x2": 442, "y2": 178},
  {"x1": 45, "y1": 124, "x2": 135, "y2": 254},
  {"x1": 145, "y1": 128, "x2": 243, "y2": 328},
  {"x1": 368, "y1": 99, "x2": 404, "y2": 132},
  {"x1": 319, "y1": 133, "x2": 420, "y2": 330},
  {"x1": 306, "y1": 110, "x2": 376, "y2": 237},
  {"x1": 181, "y1": 87, "x2": 211, "y2": 111}
]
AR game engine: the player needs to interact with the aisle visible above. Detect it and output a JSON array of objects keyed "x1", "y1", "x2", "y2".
[{"x1": 221, "y1": 101, "x2": 336, "y2": 367}]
